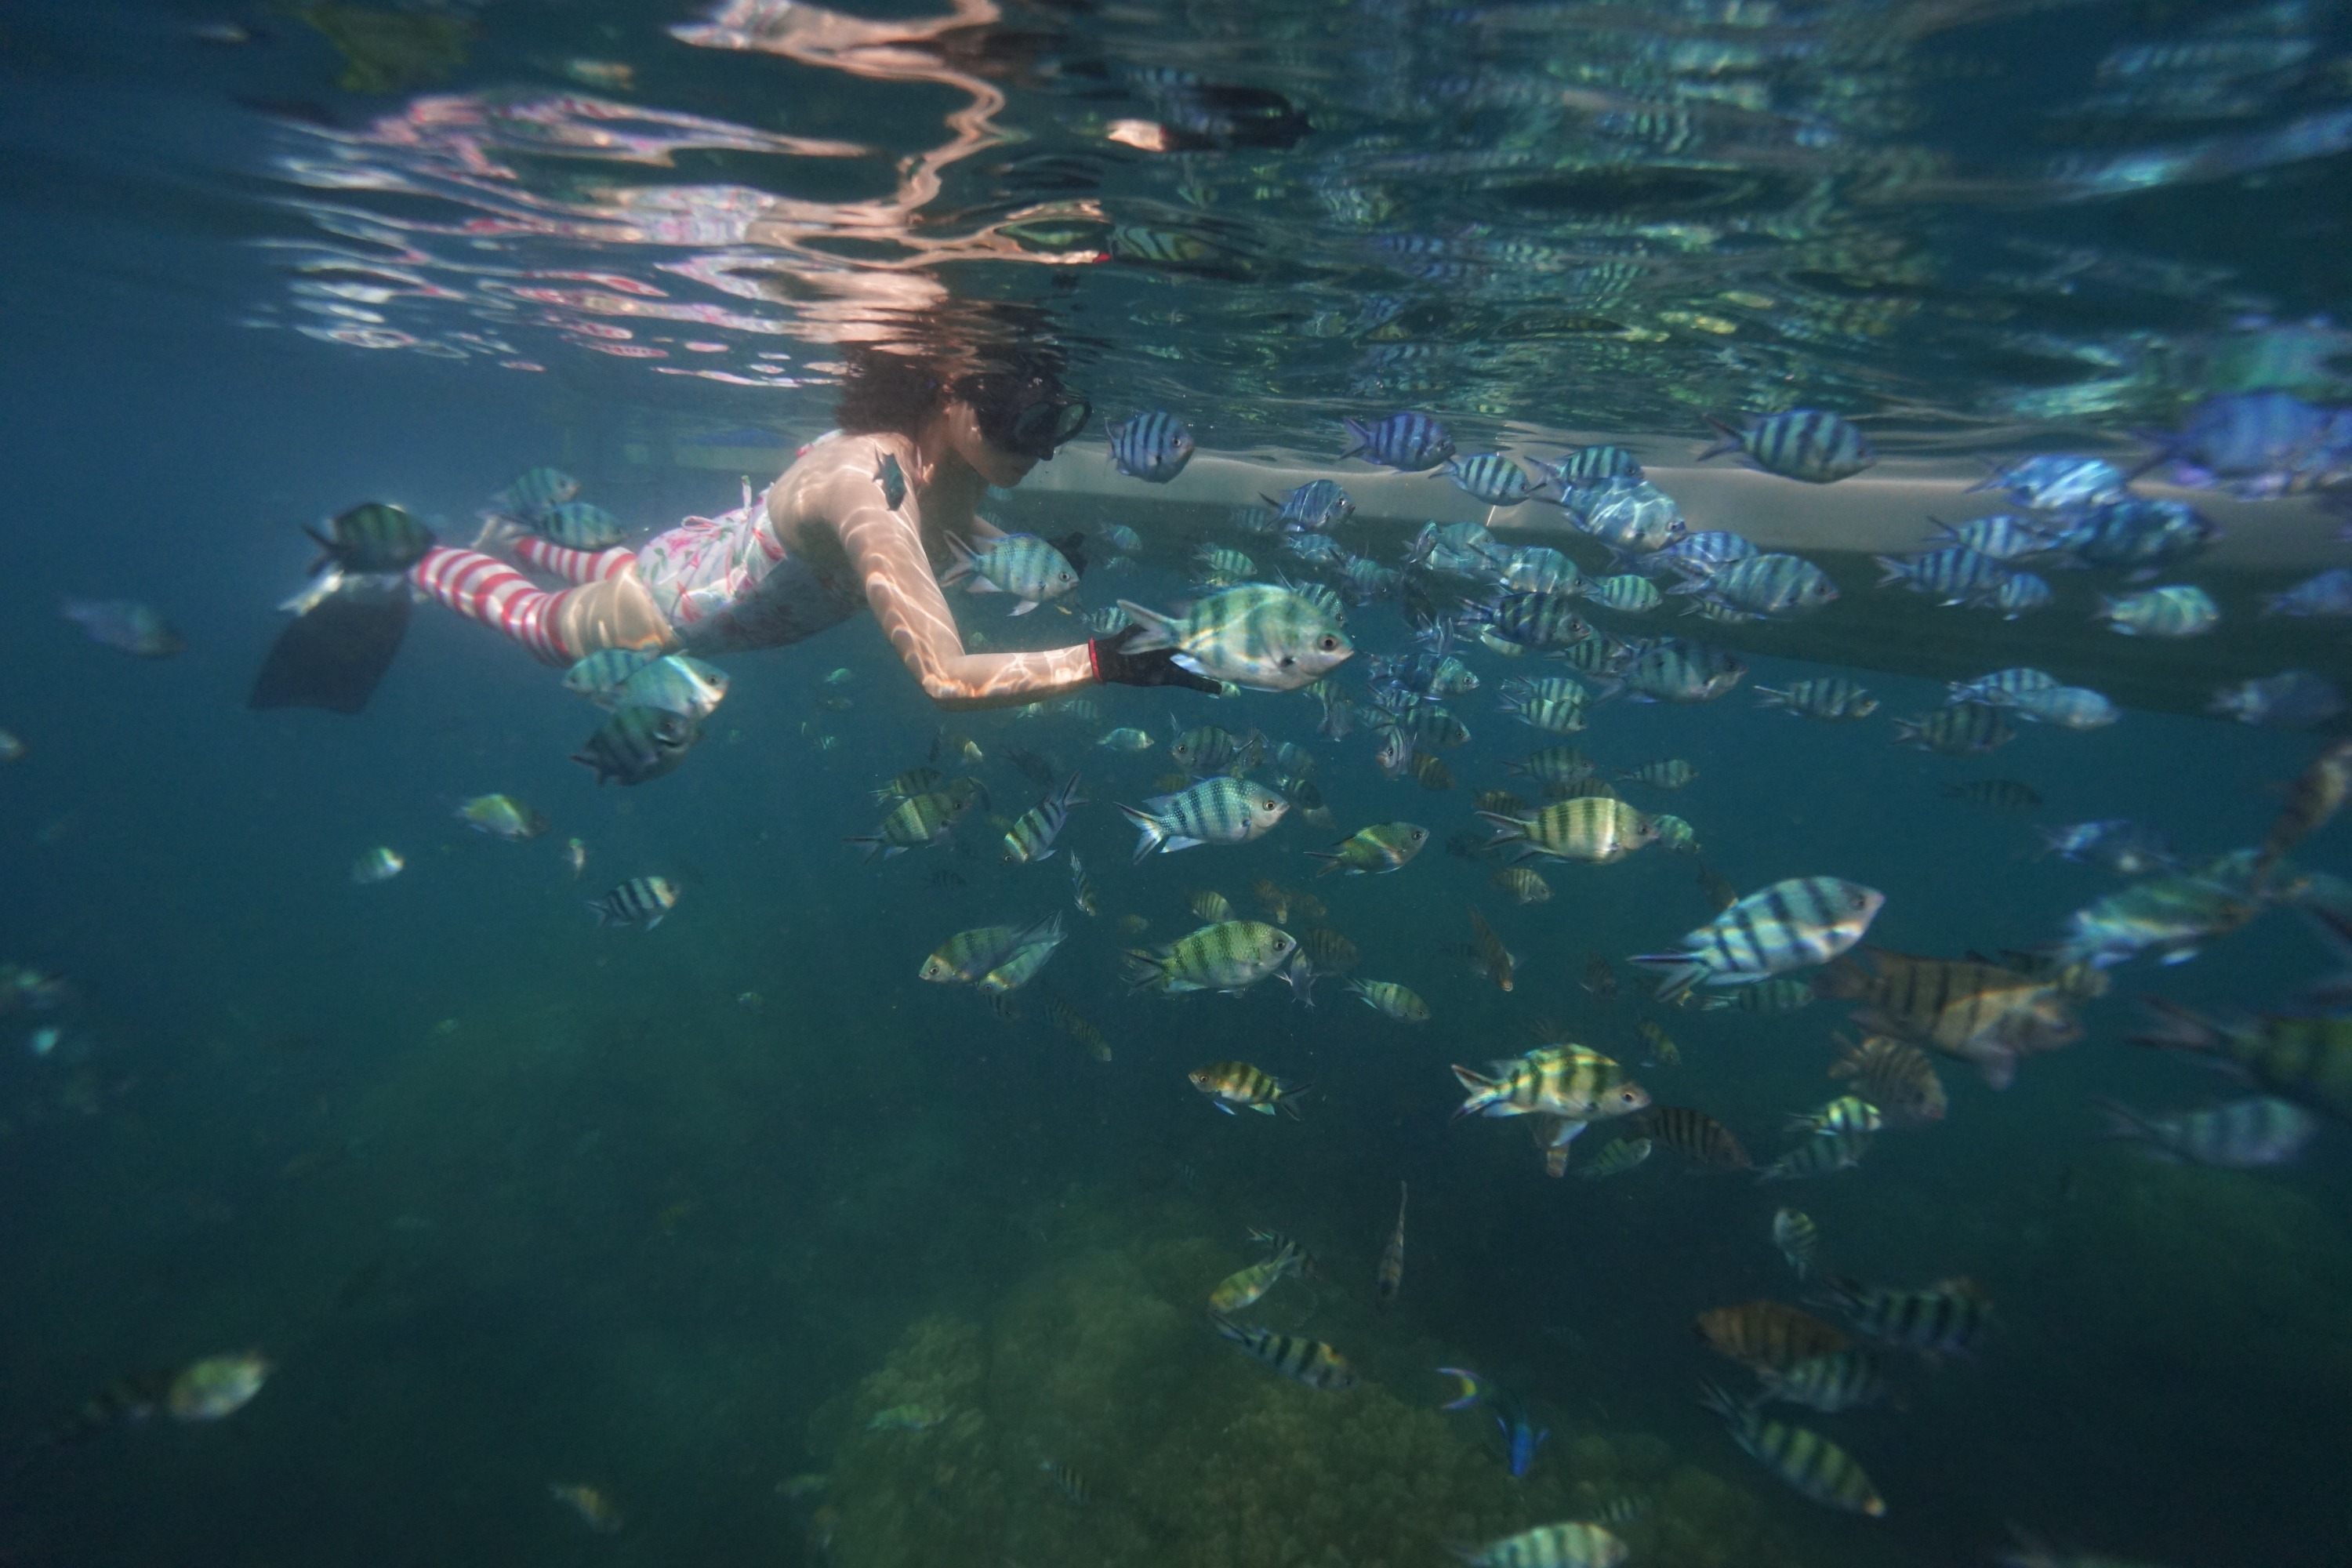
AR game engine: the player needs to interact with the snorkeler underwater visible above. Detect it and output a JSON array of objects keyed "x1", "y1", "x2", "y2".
[{"x1": 5, "y1": 0, "x2": 2352, "y2": 1563}]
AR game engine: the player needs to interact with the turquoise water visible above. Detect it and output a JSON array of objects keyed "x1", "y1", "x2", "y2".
[{"x1": 5, "y1": 2, "x2": 2352, "y2": 1566}]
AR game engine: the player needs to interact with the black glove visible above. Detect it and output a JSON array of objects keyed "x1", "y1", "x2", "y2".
[
  {"x1": 1054, "y1": 531, "x2": 1089, "y2": 578},
  {"x1": 1089, "y1": 625, "x2": 1222, "y2": 694}
]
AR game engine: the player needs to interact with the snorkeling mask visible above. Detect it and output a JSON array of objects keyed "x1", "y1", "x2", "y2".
[{"x1": 967, "y1": 372, "x2": 1091, "y2": 460}]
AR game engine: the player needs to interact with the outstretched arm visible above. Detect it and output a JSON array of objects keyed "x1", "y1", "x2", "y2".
[{"x1": 823, "y1": 466, "x2": 1096, "y2": 712}]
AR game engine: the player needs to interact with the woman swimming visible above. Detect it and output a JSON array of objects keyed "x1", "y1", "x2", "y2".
[{"x1": 383, "y1": 347, "x2": 1215, "y2": 710}]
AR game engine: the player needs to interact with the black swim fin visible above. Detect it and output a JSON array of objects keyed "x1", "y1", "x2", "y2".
[{"x1": 248, "y1": 580, "x2": 412, "y2": 715}]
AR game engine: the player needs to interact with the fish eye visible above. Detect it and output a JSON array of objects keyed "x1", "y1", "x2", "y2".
[{"x1": 1319, "y1": 636, "x2": 1340, "y2": 651}]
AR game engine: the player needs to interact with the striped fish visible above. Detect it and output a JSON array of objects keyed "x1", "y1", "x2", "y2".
[
  {"x1": 1575, "y1": 1137, "x2": 1653, "y2": 1179},
  {"x1": 1971, "y1": 454, "x2": 2125, "y2": 509},
  {"x1": 919, "y1": 914, "x2": 1062, "y2": 984},
  {"x1": 1753, "y1": 678, "x2": 1878, "y2": 720},
  {"x1": 873, "y1": 452, "x2": 906, "y2": 510},
  {"x1": 1695, "y1": 1301, "x2": 1849, "y2": 1371},
  {"x1": 1119, "y1": 777, "x2": 1290, "y2": 861},
  {"x1": 1772, "y1": 1208, "x2": 1820, "y2": 1278},
  {"x1": 1131, "y1": 922, "x2": 1299, "y2": 996},
  {"x1": 1699, "y1": 1385, "x2": 1886, "y2": 1515},
  {"x1": 2045, "y1": 498, "x2": 2216, "y2": 571},
  {"x1": 978, "y1": 928, "x2": 1066, "y2": 996},
  {"x1": 1828, "y1": 1035, "x2": 1947, "y2": 1124},
  {"x1": 1700, "y1": 409, "x2": 1876, "y2": 484},
  {"x1": 1947, "y1": 666, "x2": 2056, "y2": 705},
  {"x1": 587, "y1": 876, "x2": 679, "y2": 930},
  {"x1": 2097, "y1": 584, "x2": 2220, "y2": 638},
  {"x1": 2259, "y1": 738, "x2": 2352, "y2": 885},
  {"x1": 1308, "y1": 822, "x2": 1429, "y2": 876},
  {"x1": 611, "y1": 655, "x2": 729, "y2": 720},
  {"x1": 1816, "y1": 1275, "x2": 1992, "y2": 1358},
  {"x1": 1105, "y1": 409, "x2": 1196, "y2": 482},
  {"x1": 1501, "y1": 545, "x2": 1583, "y2": 593},
  {"x1": 1111, "y1": 223, "x2": 1215, "y2": 263},
  {"x1": 563, "y1": 648, "x2": 659, "y2": 702},
  {"x1": 1045, "y1": 996, "x2": 1113, "y2": 1062},
  {"x1": 1451, "y1": 1044, "x2": 1648, "y2": 1121},
  {"x1": 538, "y1": 501, "x2": 626, "y2": 549},
  {"x1": 1188, "y1": 1058, "x2": 1309, "y2": 1116},
  {"x1": 1653, "y1": 529, "x2": 1759, "y2": 580},
  {"x1": 304, "y1": 501, "x2": 435, "y2": 574},
  {"x1": 497, "y1": 466, "x2": 579, "y2": 520},
  {"x1": 1069, "y1": 851, "x2": 1098, "y2": 916},
  {"x1": 1504, "y1": 746, "x2": 1595, "y2": 783},
  {"x1": 1475, "y1": 591, "x2": 1594, "y2": 650},
  {"x1": 1761, "y1": 1123, "x2": 1875, "y2": 1180},
  {"x1": 1544, "y1": 445, "x2": 1643, "y2": 485},
  {"x1": 1813, "y1": 949, "x2": 2078, "y2": 1080},
  {"x1": 1479, "y1": 797, "x2": 1657, "y2": 865},
  {"x1": 1756, "y1": 1348, "x2": 1889, "y2": 1414},
  {"x1": 942, "y1": 533, "x2": 1080, "y2": 615},
  {"x1": 1874, "y1": 545, "x2": 2013, "y2": 603},
  {"x1": 1791, "y1": 1095, "x2": 1883, "y2": 1137},
  {"x1": 1579, "y1": 575, "x2": 1663, "y2": 614},
  {"x1": 1210, "y1": 1243, "x2": 1301, "y2": 1312},
  {"x1": 1410, "y1": 753, "x2": 1454, "y2": 791},
  {"x1": 1170, "y1": 721, "x2": 1263, "y2": 777},
  {"x1": 1572, "y1": 479, "x2": 1687, "y2": 552},
  {"x1": 1209, "y1": 1313, "x2": 1359, "y2": 1390},
  {"x1": 1981, "y1": 572, "x2": 2053, "y2": 617},
  {"x1": 872, "y1": 766, "x2": 946, "y2": 805},
  {"x1": 2095, "y1": 1096, "x2": 2317, "y2": 1169},
  {"x1": 1642, "y1": 1105, "x2": 1750, "y2": 1169},
  {"x1": 572, "y1": 706, "x2": 699, "y2": 786},
  {"x1": 1375, "y1": 1182, "x2": 1406, "y2": 1304},
  {"x1": 848, "y1": 781, "x2": 985, "y2": 862},
  {"x1": 1348, "y1": 979, "x2": 1429, "y2": 1021},
  {"x1": 1609, "y1": 638, "x2": 1746, "y2": 703},
  {"x1": 1632, "y1": 877, "x2": 1886, "y2": 1003},
  {"x1": 1268, "y1": 479, "x2": 1354, "y2": 532},
  {"x1": 1444, "y1": 452, "x2": 1545, "y2": 504},
  {"x1": 1341, "y1": 410, "x2": 1454, "y2": 471},
  {"x1": 1928, "y1": 512, "x2": 2054, "y2": 561},
  {"x1": 1500, "y1": 691, "x2": 1592, "y2": 735},
  {"x1": 1467, "y1": 906, "x2": 1515, "y2": 993},
  {"x1": 1892, "y1": 703, "x2": 2016, "y2": 755},
  {"x1": 1448, "y1": 1521, "x2": 1628, "y2": 1568},
  {"x1": 1003, "y1": 774, "x2": 1088, "y2": 865},
  {"x1": 1686, "y1": 554, "x2": 1839, "y2": 617},
  {"x1": 1116, "y1": 586, "x2": 1354, "y2": 692}
]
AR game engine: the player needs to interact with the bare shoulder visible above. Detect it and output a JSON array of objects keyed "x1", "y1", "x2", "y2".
[{"x1": 768, "y1": 430, "x2": 917, "y2": 529}]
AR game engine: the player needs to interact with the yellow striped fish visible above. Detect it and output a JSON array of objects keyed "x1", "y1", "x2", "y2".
[
  {"x1": 1209, "y1": 1243, "x2": 1300, "y2": 1312},
  {"x1": 1700, "y1": 1383, "x2": 1886, "y2": 1515},
  {"x1": 1376, "y1": 1182, "x2": 1406, "y2": 1305},
  {"x1": 1452, "y1": 1045, "x2": 1649, "y2": 1122},
  {"x1": 1208, "y1": 1313, "x2": 1359, "y2": 1390}
]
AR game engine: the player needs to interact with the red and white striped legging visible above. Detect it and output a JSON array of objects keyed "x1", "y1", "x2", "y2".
[{"x1": 409, "y1": 538, "x2": 640, "y2": 665}]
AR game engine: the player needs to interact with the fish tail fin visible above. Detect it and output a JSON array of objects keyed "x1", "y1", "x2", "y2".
[
  {"x1": 1629, "y1": 955, "x2": 1708, "y2": 1004},
  {"x1": 1304, "y1": 850, "x2": 1343, "y2": 877},
  {"x1": 2128, "y1": 996, "x2": 2221, "y2": 1053},
  {"x1": 1055, "y1": 772, "x2": 1091, "y2": 811},
  {"x1": 1117, "y1": 804, "x2": 1169, "y2": 863},
  {"x1": 1871, "y1": 554, "x2": 1914, "y2": 588},
  {"x1": 1447, "y1": 1065, "x2": 1499, "y2": 1120},
  {"x1": 1694, "y1": 1379, "x2": 1754, "y2": 1424},
  {"x1": 844, "y1": 833, "x2": 888, "y2": 866},
  {"x1": 1751, "y1": 685, "x2": 1789, "y2": 709},
  {"x1": 1696, "y1": 417, "x2": 1744, "y2": 463},
  {"x1": 585, "y1": 900, "x2": 610, "y2": 925},
  {"x1": 1120, "y1": 948, "x2": 1167, "y2": 993},
  {"x1": 1889, "y1": 716, "x2": 1923, "y2": 747},
  {"x1": 939, "y1": 534, "x2": 978, "y2": 587},
  {"x1": 1207, "y1": 1311, "x2": 1245, "y2": 1343},
  {"x1": 1276, "y1": 1083, "x2": 1311, "y2": 1120},
  {"x1": 1116, "y1": 600, "x2": 1181, "y2": 652},
  {"x1": 1338, "y1": 416, "x2": 1371, "y2": 460},
  {"x1": 2090, "y1": 1096, "x2": 2159, "y2": 1145}
]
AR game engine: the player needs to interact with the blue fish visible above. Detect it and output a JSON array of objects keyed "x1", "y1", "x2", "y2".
[
  {"x1": 1700, "y1": 410, "x2": 1875, "y2": 483},
  {"x1": 874, "y1": 452, "x2": 907, "y2": 510},
  {"x1": 1499, "y1": 1411, "x2": 1549, "y2": 1479},
  {"x1": 1969, "y1": 455, "x2": 2125, "y2": 510},
  {"x1": 2151, "y1": 390, "x2": 2336, "y2": 492},
  {"x1": 1341, "y1": 411, "x2": 1454, "y2": 471},
  {"x1": 1269, "y1": 479, "x2": 1355, "y2": 532},
  {"x1": 1105, "y1": 410, "x2": 1196, "y2": 482},
  {"x1": 1444, "y1": 452, "x2": 1546, "y2": 505},
  {"x1": 2044, "y1": 498, "x2": 2218, "y2": 571},
  {"x1": 1543, "y1": 445, "x2": 1642, "y2": 486}
]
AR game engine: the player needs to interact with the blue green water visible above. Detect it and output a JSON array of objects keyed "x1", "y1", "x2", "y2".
[{"x1": 6, "y1": 2, "x2": 2352, "y2": 1566}]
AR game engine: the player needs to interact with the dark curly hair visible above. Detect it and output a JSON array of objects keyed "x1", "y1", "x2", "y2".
[{"x1": 833, "y1": 307, "x2": 1079, "y2": 437}]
